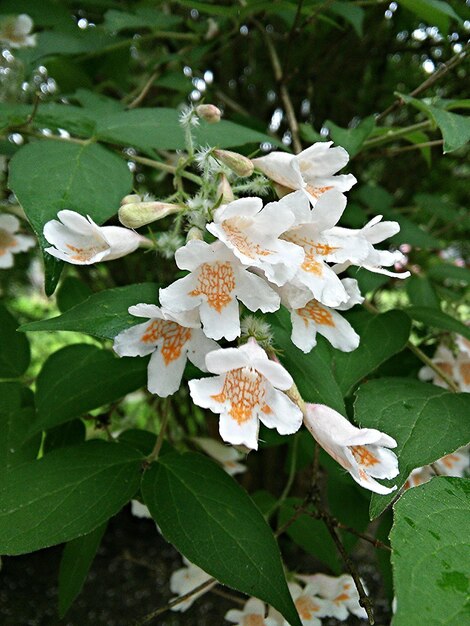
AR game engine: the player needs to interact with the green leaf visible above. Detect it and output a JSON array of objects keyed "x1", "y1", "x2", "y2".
[
  {"x1": 43, "y1": 420, "x2": 86, "y2": 454},
  {"x1": 391, "y1": 477, "x2": 470, "y2": 626},
  {"x1": 58, "y1": 522, "x2": 107, "y2": 618},
  {"x1": 141, "y1": 451, "x2": 302, "y2": 626},
  {"x1": 428, "y1": 264, "x2": 470, "y2": 284},
  {"x1": 354, "y1": 378, "x2": 470, "y2": 519},
  {"x1": 270, "y1": 307, "x2": 345, "y2": 414},
  {"x1": 399, "y1": 94, "x2": 470, "y2": 153},
  {"x1": 406, "y1": 306, "x2": 470, "y2": 340},
  {"x1": 406, "y1": 276, "x2": 440, "y2": 309},
  {"x1": 329, "y1": 1, "x2": 365, "y2": 37},
  {"x1": 399, "y1": 0, "x2": 462, "y2": 31},
  {"x1": 103, "y1": 8, "x2": 182, "y2": 32},
  {"x1": 0, "y1": 382, "x2": 40, "y2": 471},
  {"x1": 326, "y1": 116, "x2": 375, "y2": 156},
  {"x1": 34, "y1": 344, "x2": 148, "y2": 433},
  {"x1": 0, "y1": 440, "x2": 143, "y2": 555},
  {"x1": 21, "y1": 283, "x2": 158, "y2": 339},
  {"x1": 56, "y1": 277, "x2": 93, "y2": 313},
  {"x1": 0, "y1": 304, "x2": 30, "y2": 378},
  {"x1": 8, "y1": 141, "x2": 133, "y2": 294},
  {"x1": 330, "y1": 310, "x2": 412, "y2": 395}
]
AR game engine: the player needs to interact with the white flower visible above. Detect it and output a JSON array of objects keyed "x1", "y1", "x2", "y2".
[
  {"x1": 130, "y1": 500, "x2": 152, "y2": 519},
  {"x1": 252, "y1": 142, "x2": 357, "y2": 205},
  {"x1": 304, "y1": 404, "x2": 399, "y2": 495},
  {"x1": 192, "y1": 437, "x2": 246, "y2": 475},
  {"x1": 206, "y1": 196, "x2": 304, "y2": 286},
  {"x1": 189, "y1": 340, "x2": 303, "y2": 450},
  {"x1": 434, "y1": 445, "x2": 469, "y2": 476},
  {"x1": 0, "y1": 214, "x2": 35, "y2": 268},
  {"x1": 113, "y1": 304, "x2": 218, "y2": 397},
  {"x1": 44, "y1": 210, "x2": 146, "y2": 265},
  {"x1": 0, "y1": 14, "x2": 36, "y2": 48},
  {"x1": 159, "y1": 240, "x2": 280, "y2": 341},
  {"x1": 282, "y1": 190, "x2": 370, "y2": 306},
  {"x1": 455, "y1": 350, "x2": 470, "y2": 392},
  {"x1": 170, "y1": 558, "x2": 215, "y2": 612},
  {"x1": 226, "y1": 597, "x2": 278, "y2": 626},
  {"x1": 282, "y1": 278, "x2": 362, "y2": 353},
  {"x1": 284, "y1": 582, "x2": 332, "y2": 625},
  {"x1": 403, "y1": 466, "x2": 434, "y2": 490},
  {"x1": 296, "y1": 574, "x2": 367, "y2": 620},
  {"x1": 418, "y1": 343, "x2": 455, "y2": 389}
]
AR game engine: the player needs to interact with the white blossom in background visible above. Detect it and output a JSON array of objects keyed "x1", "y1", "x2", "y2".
[
  {"x1": 189, "y1": 340, "x2": 303, "y2": 450},
  {"x1": 296, "y1": 574, "x2": 368, "y2": 620},
  {"x1": 170, "y1": 558, "x2": 215, "y2": 612},
  {"x1": 130, "y1": 500, "x2": 152, "y2": 519},
  {"x1": 304, "y1": 404, "x2": 399, "y2": 494},
  {"x1": 226, "y1": 597, "x2": 278, "y2": 626},
  {"x1": 0, "y1": 14, "x2": 36, "y2": 48},
  {"x1": 285, "y1": 582, "x2": 332, "y2": 625},
  {"x1": 419, "y1": 339, "x2": 470, "y2": 392},
  {"x1": 206, "y1": 196, "x2": 304, "y2": 286},
  {"x1": 159, "y1": 240, "x2": 280, "y2": 341},
  {"x1": 44, "y1": 210, "x2": 146, "y2": 265},
  {"x1": 113, "y1": 304, "x2": 218, "y2": 397},
  {"x1": 252, "y1": 142, "x2": 357, "y2": 205},
  {"x1": 0, "y1": 214, "x2": 35, "y2": 268},
  {"x1": 404, "y1": 445, "x2": 469, "y2": 490},
  {"x1": 192, "y1": 437, "x2": 246, "y2": 475}
]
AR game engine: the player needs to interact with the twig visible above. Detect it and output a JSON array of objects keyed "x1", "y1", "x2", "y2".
[
  {"x1": 210, "y1": 588, "x2": 245, "y2": 605},
  {"x1": 299, "y1": 0, "x2": 336, "y2": 31},
  {"x1": 304, "y1": 511, "x2": 391, "y2": 551},
  {"x1": 129, "y1": 153, "x2": 203, "y2": 185},
  {"x1": 266, "y1": 433, "x2": 299, "y2": 520},
  {"x1": 127, "y1": 69, "x2": 160, "y2": 109},
  {"x1": 146, "y1": 398, "x2": 172, "y2": 464},
  {"x1": 363, "y1": 120, "x2": 431, "y2": 148},
  {"x1": 381, "y1": 139, "x2": 443, "y2": 156},
  {"x1": 215, "y1": 89, "x2": 251, "y2": 117}
]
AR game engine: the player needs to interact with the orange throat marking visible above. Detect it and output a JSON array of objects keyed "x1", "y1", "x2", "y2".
[
  {"x1": 189, "y1": 261, "x2": 236, "y2": 312},
  {"x1": 244, "y1": 615, "x2": 265, "y2": 626},
  {"x1": 298, "y1": 300, "x2": 335, "y2": 327},
  {"x1": 222, "y1": 220, "x2": 273, "y2": 259},
  {"x1": 211, "y1": 368, "x2": 270, "y2": 424},
  {"x1": 141, "y1": 319, "x2": 191, "y2": 365},
  {"x1": 66, "y1": 242, "x2": 107, "y2": 263},
  {"x1": 295, "y1": 595, "x2": 321, "y2": 620},
  {"x1": 459, "y1": 361, "x2": 470, "y2": 385},
  {"x1": 351, "y1": 445, "x2": 379, "y2": 467},
  {"x1": 0, "y1": 229, "x2": 17, "y2": 256},
  {"x1": 306, "y1": 184, "x2": 334, "y2": 199}
]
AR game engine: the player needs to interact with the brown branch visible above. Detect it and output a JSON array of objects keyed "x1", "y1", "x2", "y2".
[{"x1": 127, "y1": 70, "x2": 160, "y2": 109}]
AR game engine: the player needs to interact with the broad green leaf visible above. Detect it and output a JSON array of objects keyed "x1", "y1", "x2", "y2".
[
  {"x1": 21, "y1": 283, "x2": 158, "y2": 339},
  {"x1": 399, "y1": 94, "x2": 470, "y2": 153},
  {"x1": 428, "y1": 264, "x2": 470, "y2": 284},
  {"x1": 103, "y1": 8, "x2": 182, "y2": 32},
  {"x1": 0, "y1": 102, "x2": 97, "y2": 137},
  {"x1": 405, "y1": 276, "x2": 440, "y2": 309},
  {"x1": 326, "y1": 116, "x2": 375, "y2": 156},
  {"x1": 391, "y1": 477, "x2": 470, "y2": 626},
  {"x1": 270, "y1": 307, "x2": 345, "y2": 413},
  {"x1": 329, "y1": 1, "x2": 365, "y2": 37},
  {"x1": 330, "y1": 310, "x2": 411, "y2": 395},
  {"x1": 406, "y1": 306, "x2": 470, "y2": 340},
  {"x1": 0, "y1": 382, "x2": 40, "y2": 470},
  {"x1": 8, "y1": 141, "x2": 133, "y2": 294},
  {"x1": 72, "y1": 89, "x2": 124, "y2": 115},
  {"x1": 398, "y1": 0, "x2": 462, "y2": 32},
  {"x1": 0, "y1": 304, "x2": 30, "y2": 378},
  {"x1": 56, "y1": 277, "x2": 93, "y2": 313},
  {"x1": 0, "y1": 440, "x2": 143, "y2": 555},
  {"x1": 43, "y1": 420, "x2": 86, "y2": 454},
  {"x1": 34, "y1": 344, "x2": 148, "y2": 433},
  {"x1": 354, "y1": 378, "x2": 470, "y2": 518},
  {"x1": 58, "y1": 523, "x2": 107, "y2": 618},
  {"x1": 142, "y1": 452, "x2": 302, "y2": 626}
]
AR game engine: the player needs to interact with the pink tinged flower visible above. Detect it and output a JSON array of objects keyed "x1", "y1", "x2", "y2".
[
  {"x1": 113, "y1": 304, "x2": 218, "y2": 397},
  {"x1": 282, "y1": 190, "x2": 369, "y2": 306},
  {"x1": 285, "y1": 278, "x2": 362, "y2": 353},
  {"x1": 206, "y1": 196, "x2": 304, "y2": 287},
  {"x1": 170, "y1": 558, "x2": 215, "y2": 612},
  {"x1": 43, "y1": 210, "x2": 146, "y2": 265},
  {"x1": 0, "y1": 214, "x2": 35, "y2": 269},
  {"x1": 159, "y1": 240, "x2": 280, "y2": 341},
  {"x1": 297, "y1": 574, "x2": 368, "y2": 620},
  {"x1": 252, "y1": 142, "x2": 357, "y2": 206},
  {"x1": 304, "y1": 404, "x2": 399, "y2": 495},
  {"x1": 225, "y1": 597, "x2": 278, "y2": 626},
  {"x1": 189, "y1": 340, "x2": 303, "y2": 450},
  {"x1": 192, "y1": 437, "x2": 246, "y2": 475}
]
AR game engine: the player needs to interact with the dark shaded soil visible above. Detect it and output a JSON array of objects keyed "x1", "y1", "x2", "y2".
[{"x1": 0, "y1": 506, "x2": 391, "y2": 625}]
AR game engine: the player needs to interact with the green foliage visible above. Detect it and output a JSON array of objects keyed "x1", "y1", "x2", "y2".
[
  {"x1": 391, "y1": 477, "x2": 470, "y2": 626},
  {"x1": 0, "y1": 382, "x2": 40, "y2": 470},
  {"x1": 406, "y1": 276, "x2": 440, "y2": 309},
  {"x1": 142, "y1": 451, "x2": 302, "y2": 626},
  {"x1": 0, "y1": 304, "x2": 30, "y2": 378},
  {"x1": 406, "y1": 306, "x2": 470, "y2": 340}
]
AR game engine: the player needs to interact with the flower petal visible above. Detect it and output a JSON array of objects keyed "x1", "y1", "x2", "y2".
[
  {"x1": 147, "y1": 348, "x2": 187, "y2": 397},
  {"x1": 260, "y1": 384, "x2": 303, "y2": 435}
]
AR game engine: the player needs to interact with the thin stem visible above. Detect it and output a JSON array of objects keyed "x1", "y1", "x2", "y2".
[
  {"x1": 215, "y1": 89, "x2": 251, "y2": 117},
  {"x1": 130, "y1": 153, "x2": 202, "y2": 185},
  {"x1": 266, "y1": 433, "x2": 299, "y2": 520},
  {"x1": 379, "y1": 139, "x2": 443, "y2": 157},
  {"x1": 210, "y1": 588, "x2": 245, "y2": 605},
  {"x1": 127, "y1": 69, "x2": 160, "y2": 109},
  {"x1": 82, "y1": 30, "x2": 198, "y2": 61},
  {"x1": 305, "y1": 511, "x2": 391, "y2": 551},
  {"x1": 146, "y1": 399, "x2": 172, "y2": 464},
  {"x1": 363, "y1": 121, "x2": 431, "y2": 148}
]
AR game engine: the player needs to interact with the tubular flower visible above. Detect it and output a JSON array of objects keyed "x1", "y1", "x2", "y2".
[
  {"x1": 404, "y1": 445, "x2": 469, "y2": 490},
  {"x1": 170, "y1": 558, "x2": 215, "y2": 612},
  {"x1": 304, "y1": 404, "x2": 399, "y2": 494},
  {"x1": 192, "y1": 437, "x2": 246, "y2": 475},
  {"x1": 44, "y1": 210, "x2": 146, "y2": 265},
  {"x1": 296, "y1": 574, "x2": 368, "y2": 620},
  {"x1": 206, "y1": 196, "x2": 304, "y2": 287},
  {"x1": 281, "y1": 190, "x2": 369, "y2": 306},
  {"x1": 0, "y1": 214, "x2": 35, "y2": 269},
  {"x1": 252, "y1": 142, "x2": 357, "y2": 205},
  {"x1": 225, "y1": 597, "x2": 278, "y2": 626},
  {"x1": 0, "y1": 14, "x2": 36, "y2": 48},
  {"x1": 189, "y1": 340, "x2": 303, "y2": 450},
  {"x1": 113, "y1": 304, "x2": 218, "y2": 397},
  {"x1": 159, "y1": 240, "x2": 280, "y2": 341}
]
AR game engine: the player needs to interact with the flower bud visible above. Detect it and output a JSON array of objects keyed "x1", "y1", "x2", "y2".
[
  {"x1": 118, "y1": 202, "x2": 182, "y2": 229},
  {"x1": 205, "y1": 18, "x2": 219, "y2": 40},
  {"x1": 213, "y1": 149, "x2": 254, "y2": 177},
  {"x1": 195, "y1": 104, "x2": 221, "y2": 124},
  {"x1": 186, "y1": 226, "x2": 204, "y2": 242},
  {"x1": 120, "y1": 194, "x2": 142, "y2": 206},
  {"x1": 217, "y1": 174, "x2": 234, "y2": 204}
]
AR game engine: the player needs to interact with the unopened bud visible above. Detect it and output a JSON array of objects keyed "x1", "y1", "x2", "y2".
[
  {"x1": 273, "y1": 182, "x2": 292, "y2": 199},
  {"x1": 214, "y1": 150, "x2": 254, "y2": 177},
  {"x1": 118, "y1": 202, "x2": 182, "y2": 229},
  {"x1": 186, "y1": 226, "x2": 204, "y2": 242},
  {"x1": 205, "y1": 18, "x2": 219, "y2": 40},
  {"x1": 120, "y1": 194, "x2": 142, "y2": 206},
  {"x1": 195, "y1": 104, "x2": 221, "y2": 124},
  {"x1": 217, "y1": 174, "x2": 234, "y2": 204}
]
